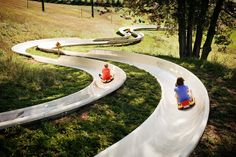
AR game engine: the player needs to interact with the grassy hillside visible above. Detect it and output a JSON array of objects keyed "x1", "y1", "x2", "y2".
[
  {"x1": 0, "y1": 0, "x2": 134, "y2": 112},
  {"x1": 0, "y1": 0, "x2": 129, "y2": 50},
  {"x1": 0, "y1": 0, "x2": 235, "y2": 156}
]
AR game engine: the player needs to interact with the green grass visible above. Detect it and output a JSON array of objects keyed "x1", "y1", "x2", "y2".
[
  {"x1": 208, "y1": 30, "x2": 236, "y2": 69},
  {"x1": 0, "y1": 61, "x2": 161, "y2": 157},
  {"x1": 229, "y1": 30, "x2": 236, "y2": 49},
  {"x1": 62, "y1": 31, "x2": 179, "y2": 57},
  {"x1": 0, "y1": 54, "x2": 92, "y2": 112}
]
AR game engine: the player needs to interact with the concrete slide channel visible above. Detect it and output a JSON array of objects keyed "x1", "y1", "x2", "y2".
[{"x1": 1, "y1": 25, "x2": 209, "y2": 157}]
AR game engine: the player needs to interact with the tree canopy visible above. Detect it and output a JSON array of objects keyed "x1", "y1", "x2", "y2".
[{"x1": 124, "y1": 0, "x2": 235, "y2": 60}]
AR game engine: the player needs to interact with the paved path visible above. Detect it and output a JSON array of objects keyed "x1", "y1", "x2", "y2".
[{"x1": 4, "y1": 25, "x2": 209, "y2": 157}]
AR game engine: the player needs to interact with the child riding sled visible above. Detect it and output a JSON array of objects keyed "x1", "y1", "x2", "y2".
[
  {"x1": 174, "y1": 77, "x2": 195, "y2": 110},
  {"x1": 99, "y1": 64, "x2": 114, "y2": 83}
]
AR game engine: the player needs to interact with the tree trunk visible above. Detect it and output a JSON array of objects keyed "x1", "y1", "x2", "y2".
[
  {"x1": 201, "y1": 0, "x2": 224, "y2": 60},
  {"x1": 42, "y1": 0, "x2": 45, "y2": 12},
  {"x1": 91, "y1": 0, "x2": 94, "y2": 18},
  {"x1": 193, "y1": 0, "x2": 209, "y2": 58},
  {"x1": 177, "y1": 0, "x2": 187, "y2": 58},
  {"x1": 186, "y1": 0, "x2": 195, "y2": 57}
]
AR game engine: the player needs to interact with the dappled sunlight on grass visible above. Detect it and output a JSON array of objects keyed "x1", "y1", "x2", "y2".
[
  {"x1": 209, "y1": 46, "x2": 236, "y2": 69},
  {"x1": 129, "y1": 97, "x2": 145, "y2": 106}
]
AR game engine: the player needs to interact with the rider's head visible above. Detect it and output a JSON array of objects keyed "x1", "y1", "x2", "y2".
[
  {"x1": 104, "y1": 64, "x2": 108, "y2": 68},
  {"x1": 176, "y1": 77, "x2": 184, "y2": 86}
]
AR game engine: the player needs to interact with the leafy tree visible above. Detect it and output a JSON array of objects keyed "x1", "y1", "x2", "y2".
[
  {"x1": 116, "y1": 0, "x2": 123, "y2": 7},
  {"x1": 124, "y1": 0, "x2": 235, "y2": 60},
  {"x1": 98, "y1": 0, "x2": 104, "y2": 5},
  {"x1": 112, "y1": 0, "x2": 116, "y2": 6}
]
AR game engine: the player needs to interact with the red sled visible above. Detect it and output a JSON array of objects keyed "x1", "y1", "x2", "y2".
[
  {"x1": 101, "y1": 77, "x2": 114, "y2": 83},
  {"x1": 178, "y1": 98, "x2": 195, "y2": 110},
  {"x1": 99, "y1": 74, "x2": 114, "y2": 83}
]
